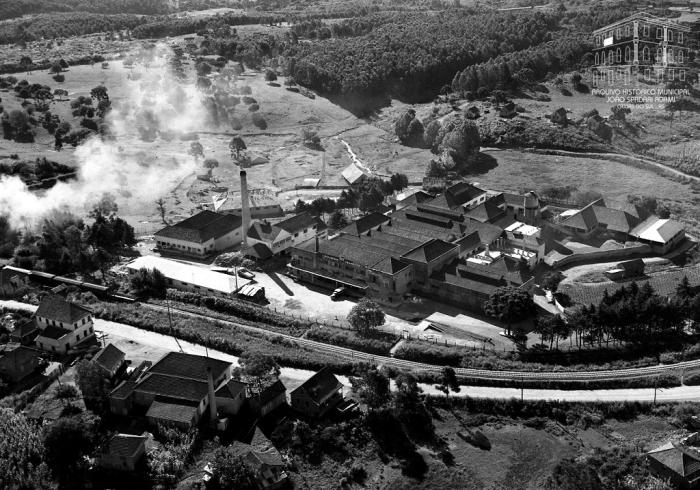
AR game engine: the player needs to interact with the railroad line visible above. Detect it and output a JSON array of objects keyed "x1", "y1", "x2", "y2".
[{"x1": 144, "y1": 303, "x2": 700, "y2": 383}]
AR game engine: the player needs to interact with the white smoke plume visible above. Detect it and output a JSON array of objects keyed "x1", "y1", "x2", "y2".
[{"x1": 0, "y1": 43, "x2": 207, "y2": 229}]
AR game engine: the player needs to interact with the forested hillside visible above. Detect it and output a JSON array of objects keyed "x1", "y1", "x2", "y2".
[
  {"x1": 285, "y1": 7, "x2": 640, "y2": 107},
  {"x1": 0, "y1": 0, "x2": 171, "y2": 20}
]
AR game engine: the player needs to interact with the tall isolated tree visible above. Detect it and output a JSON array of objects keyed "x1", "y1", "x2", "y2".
[
  {"x1": 390, "y1": 173, "x2": 409, "y2": 193},
  {"x1": 229, "y1": 135, "x2": 247, "y2": 161},
  {"x1": 350, "y1": 366, "x2": 390, "y2": 409},
  {"x1": 155, "y1": 198, "x2": 168, "y2": 225},
  {"x1": 435, "y1": 366, "x2": 460, "y2": 401},
  {"x1": 347, "y1": 298, "x2": 385, "y2": 336},
  {"x1": 75, "y1": 359, "x2": 109, "y2": 411},
  {"x1": 209, "y1": 448, "x2": 256, "y2": 490},
  {"x1": 484, "y1": 286, "x2": 536, "y2": 336}
]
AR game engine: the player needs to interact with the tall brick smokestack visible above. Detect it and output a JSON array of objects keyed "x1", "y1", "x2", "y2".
[
  {"x1": 240, "y1": 170, "x2": 250, "y2": 247},
  {"x1": 207, "y1": 366, "x2": 218, "y2": 422}
]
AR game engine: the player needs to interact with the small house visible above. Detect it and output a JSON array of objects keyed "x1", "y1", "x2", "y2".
[
  {"x1": 251, "y1": 380, "x2": 287, "y2": 417},
  {"x1": 647, "y1": 441, "x2": 700, "y2": 490},
  {"x1": 96, "y1": 433, "x2": 148, "y2": 472},
  {"x1": 290, "y1": 367, "x2": 344, "y2": 418},
  {"x1": 92, "y1": 343, "x2": 126, "y2": 380},
  {"x1": 215, "y1": 379, "x2": 248, "y2": 416},
  {"x1": 33, "y1": 295, "x2": 95, "y2": 354}
]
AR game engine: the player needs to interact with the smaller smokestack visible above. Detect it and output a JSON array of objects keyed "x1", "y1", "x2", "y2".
[
  {"x1": 240, "y1": 170, "x2": 251, "y2": 247},
  {"x1": 206, "y1": 366, "x2": 217, "y2": 422}
]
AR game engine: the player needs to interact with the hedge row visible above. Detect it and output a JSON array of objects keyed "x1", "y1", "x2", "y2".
[
  {"x1": 305, "y1": 326, "x2": 397, "y2": 356},
  {"x1": 95, "y1": 302, "x2": 359, "y2": 374},
  {"x1": 392, "y1": 342, "x2": 462, "y2": 367},
  {"x1": 165, "y1": 289, "x2": 312, "y2": 336}
]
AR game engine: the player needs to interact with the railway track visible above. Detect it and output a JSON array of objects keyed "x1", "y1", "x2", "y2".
[{"x1": 144, "y1": 303, "x2": 700, "y2": 383}]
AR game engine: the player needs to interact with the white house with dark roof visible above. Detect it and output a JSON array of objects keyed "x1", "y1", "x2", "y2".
[
  {"x1": 33, "y1": 294, "x2": 94, "y2": 354},
  {"x1": 246, "y1": 212, "x2": 327, "y2": 256},
  {"x1": 155, "y1": 210, "x2": 242, "y2": 257}
]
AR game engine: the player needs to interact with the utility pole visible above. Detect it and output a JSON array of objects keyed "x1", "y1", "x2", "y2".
[{"x1": 166, "y1": 298, "x2": 184, "y2": 353}]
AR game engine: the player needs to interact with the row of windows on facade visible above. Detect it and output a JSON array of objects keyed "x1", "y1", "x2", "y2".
[
  {"x1": 166, "y1": 278, "x2": 223, "y2": 295},
  {"x1": 594, "y1": 67, "x2": 687, "y2": 82},
  {"x1": 41, "y1": 316, "x2": 92, "y2": 330},
  {"x1": 157, "y1": 240, "x2": 212, "y2": 253},
  {"x1": 37, "y1": 326, "x2": 94, "y2": 351},
  {"x1": 595, "y1": 25, "x2": 684, "y2": 44},
  {"x1": 595, "y1": 47, "x2": 685, "y2": 65}
]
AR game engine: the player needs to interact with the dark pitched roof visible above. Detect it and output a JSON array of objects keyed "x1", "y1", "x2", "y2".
[
  {"x1": 455, "y1": 231, "x2": 482, "y2": 254},
  {"x1": 618, "y1": 258, "x2": 645, "y2": 271},
  {"x1": 244, "y1": 242, "x2": 273, "y2": 260},
  {"x1": 275, "y1": 212, "x2": 322, "y2": 234},
  {"x1": 371, "y1": 257, "x2": 411, "y2": 274},
  {"x1": 146, "y1": 399, "x2": 198, "y2": 425},
  {"x1": 148, "y1": 352, "x2": 231, "y2": 382},
  {"x1": 341, "y1": 212, "x2": 391, "y2": 237},
  {"x1": 216, "y1": 379, "x2": 247, "y2": 400},
  {"x1": 110, "y1": 380, "x2": 136, "y2": 400},
  {"x1": 259, "y1": 380, "x2": 286, "y2": 405},
  {"x1": 429, "y1": 182, "x2": 486, "y2": 210},
  {"x1": 460, "y1": 219, "x2": 504, "y2": 245},
  {"x1": 35, "y1": 294, "x2": 91, "y2": 324},
  {"x1": 402, "y1": 239, "x2": 458, "y2": 263},
  {"x1": 11, "y1": 319, "x2": 38, "y2": 340},
  {"x1": 561, "y1": 204, "x2": 599, "y2": 231},
  {"x1": 93, "y1": 344, "x2": 125, "y2": 373},
  {"x1": 465, "y1": 201, "x2": 504, "y2": 223},
  {"x1": 135, "y1": 373, "x2": 209, "y2": 403},
  {"x1": 155, "y1": 211, "x2": 242, "y2": 243},
  {"x1": 460, "y1": 255, "x2": 531, "y2": 286},
  {"x1": 36, "y1": 325, "x2": 72, "y2": 340},
  {"x1": 593, "y1": 206, "x2": 639, "y2": 233},
  {"x1": 103, "y1": 434, "x2": 146, "y2": 459},
  {"x1": 247, "y1": 220, "x2": 283, "y2": 242},
  {"x1": 292, "y1": 367, "x2": 342, "y2": 405},
  {"x1": 648, "y1": 442, "x2": 700, "y2": 479}
]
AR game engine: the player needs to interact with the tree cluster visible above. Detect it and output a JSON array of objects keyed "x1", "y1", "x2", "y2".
[{"x1": 13, "y1": 199, "x2": 135, "y2": 276}]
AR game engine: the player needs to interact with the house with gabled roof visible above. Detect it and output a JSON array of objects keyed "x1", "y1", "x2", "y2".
[
  {"x1": 96, "y1": 433, "x2": 148, "y2": 472},
  {"x1": 427, "y1": 182, "x2": 487, "y2": 212},
  {"x1": 0, "y1": 343, "x2": 43, "y2": 383},
  {"x1": 33, "y1": 294, "x2": 95, "y2": 354},
  {"x1": 224, "y1": 427, "x2": 288, "y2": 489},
  {"x1": 247, "y1": 212, "x2": 327, "y2": 256},
  {"x1": 108, "y1": 351, "x2": 233, "y2": 429},
  {"x1": 92, "y1": 343, "x2": 126, "y2": 379},
  {"x1": 0, "y1": 266, "x2": 28, "y2": 297},
  {"x1": 155, "y1": 210, "x2": 243, "y2": 257},
  {"x1": 215, "y1": 379, "x2": 248, "y2": 416},
  {"x1": 647, "y1": 441, "x2": 700, "y2": 490},
  {"x1": 290, "y1": 367, "x2": 344, "y2": 417},
  {"x1": 631, "y1": 216, "x2": 686, "y2": 254}
]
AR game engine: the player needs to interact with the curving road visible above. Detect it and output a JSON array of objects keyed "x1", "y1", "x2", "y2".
[
  {"x1": 4, "y1": 299, "x2": 699, "y2": 384},
  {"x1": 7, "y1": 299, "x2": 700, "y2": 402}
]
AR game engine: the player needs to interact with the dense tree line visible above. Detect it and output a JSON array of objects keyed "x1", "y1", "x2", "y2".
[
  {"x1": 0, "y1": 0, "x2": 171, "y2": 21},
  {"x1": 0, "y1": 13, "x2": 145, "y2": 44},
  {"x1": 11, "y1": 197, "x2": 135, "y2": 276},
  {"x1": 285, "y1": 6, "x2": 643, "y2": 107},
  {"x1": 536, "y1": 279, "x2": 700, "y2": 351},
  {"x1": 450, "y1": 33, "x2": 592, "y2": 95},
  {"x1": 286, "y1": 10, "x2": 563, "y2": 100}
]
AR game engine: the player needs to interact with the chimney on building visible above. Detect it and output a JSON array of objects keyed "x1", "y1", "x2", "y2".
[
  {"x1": 240, "y1": 170, "x2": 251, "y2": 247},
  {"x1": 206, "y1": 366, "x2": 218, "y2": 422}
]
